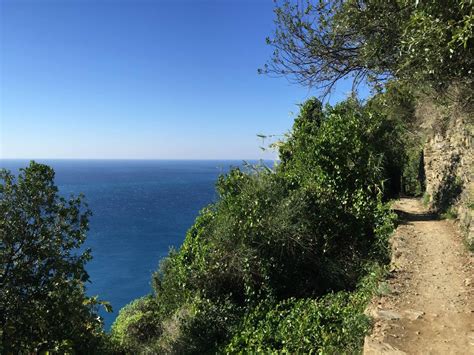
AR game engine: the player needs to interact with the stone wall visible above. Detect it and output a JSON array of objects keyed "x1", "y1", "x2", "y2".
[{"x1": 420, "y1": 99, "x2": 473, "y2": 247}]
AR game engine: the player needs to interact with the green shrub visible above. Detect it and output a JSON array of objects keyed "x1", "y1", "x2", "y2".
[
  {"x1": 226, "y1": 264, "x2": 387, "y2": 354},
  {"x1": 225, "y1": 295, "x2": 370, "y2": 353},
  {"x1": 173, "y1": 297, "x2": 242, "y2": 354},
  {"x1": 110, "y1": 296, "x2": 162, "y2": 353}
]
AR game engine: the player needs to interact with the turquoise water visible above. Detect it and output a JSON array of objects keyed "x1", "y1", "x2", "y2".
[{"x1": 0, "y1": 159, "x2": 253, "y2": 328}]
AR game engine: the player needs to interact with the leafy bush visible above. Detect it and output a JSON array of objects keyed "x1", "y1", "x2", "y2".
[
  {"x1": 172, "y1": 296, "x2": 242, "y2": 354},
  {"x1": 226, "y1": 295, "x2": 370, "y2": 353},
  {"x1": 226, "y1": 264, "x2": 387, "y2": 353},
  {"x1": 110, "y1": 296, "x2": 162, "y2": 353}
]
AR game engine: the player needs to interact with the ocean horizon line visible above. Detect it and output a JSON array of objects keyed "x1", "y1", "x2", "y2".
[{"x1": 0, "y1": 158, "x2": 277, "y2": 161}]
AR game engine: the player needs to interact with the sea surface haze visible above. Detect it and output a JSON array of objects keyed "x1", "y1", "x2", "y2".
[{"x1": 0, "y1": 159, "x2": 259, "y2": 328}]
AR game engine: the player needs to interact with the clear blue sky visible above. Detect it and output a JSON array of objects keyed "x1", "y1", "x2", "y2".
[{"x1": 1, "y1": 0, "x2": 362, "y2": 160}]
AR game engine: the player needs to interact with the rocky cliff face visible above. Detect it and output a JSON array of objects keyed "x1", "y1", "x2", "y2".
[{"x1": 419, "y1": 97, "x2": 473, "y2": 247}]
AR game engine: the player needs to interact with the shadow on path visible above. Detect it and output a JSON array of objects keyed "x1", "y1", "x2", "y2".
[{"x1": 394, "y1": 209, "x2": 438, "y2": 223}]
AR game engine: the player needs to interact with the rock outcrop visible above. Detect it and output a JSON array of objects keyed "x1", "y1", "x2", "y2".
[{"x1": 418, "y1": 95, "x2": 473, "y2": 247}]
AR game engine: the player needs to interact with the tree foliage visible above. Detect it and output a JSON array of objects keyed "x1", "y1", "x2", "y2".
[
  {"x1": 262, "y1": 0, "x2": 473, "y2": 95},
  {"x1": 0, "y1": 162, "x2": 107, "y2": 353}
]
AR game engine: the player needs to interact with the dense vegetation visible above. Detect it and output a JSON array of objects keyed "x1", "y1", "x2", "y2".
[
  {"x1": 110, "y1": 97, "x2": 402, "y2": 353},
  {"x1": 0, "y1": 163, "x2": 110, "y2": 353}
]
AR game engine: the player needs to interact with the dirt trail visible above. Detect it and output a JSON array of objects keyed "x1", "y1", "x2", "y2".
[{"x1": 364, "y1": 198, "x2": 473, "y2": 355}]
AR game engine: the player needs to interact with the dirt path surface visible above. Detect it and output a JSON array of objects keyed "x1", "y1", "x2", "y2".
[{"x1": 364, "y1": 198, "x2": 473, "y2": 355}]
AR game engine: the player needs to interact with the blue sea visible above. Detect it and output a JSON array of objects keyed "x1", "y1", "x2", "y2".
[{"x1": 0, "y1": 159, "x2": 261, "y2": 328}]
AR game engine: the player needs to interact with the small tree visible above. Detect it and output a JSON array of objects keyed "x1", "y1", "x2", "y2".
[{"x1": 0, "y1": 161, "x2": 107, "y2": 353}]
